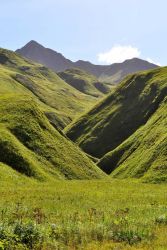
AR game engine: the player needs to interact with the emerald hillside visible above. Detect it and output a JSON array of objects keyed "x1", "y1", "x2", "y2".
[{"x1": 66, "y1": 67, "x2": 167, "y2": 182}]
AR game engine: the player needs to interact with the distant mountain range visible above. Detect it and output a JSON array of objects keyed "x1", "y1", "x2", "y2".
[{"x1": 16, "y1": 40, "x2": 158, "y2": 84}]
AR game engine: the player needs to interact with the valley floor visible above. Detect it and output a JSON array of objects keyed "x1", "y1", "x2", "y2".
[{"x1": 1, "y1": 179, "x2": 167, "y2": 249}]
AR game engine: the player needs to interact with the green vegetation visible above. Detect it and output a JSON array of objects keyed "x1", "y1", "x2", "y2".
[
  {"x1": 0, "y1": 46, "x2": 166, "y2": 249},
  {"x1": 0, "y1": 95, "x2": 105, "y2": 180},
  {"x1": 58, "y1": 68, "x2": 110, "y2": 97},
  {"x1": 99, "y1": 96, "x2": 167, "y2": 183},
  {"x1": 0, "y1": 48, "x2": 99, "y2": 128},
  {"x1": 0, "y1": 179, "x2": 167, "y2": 249},
  {"x1": 66, "y1": 67, "x2": 167, "y2": 182}
]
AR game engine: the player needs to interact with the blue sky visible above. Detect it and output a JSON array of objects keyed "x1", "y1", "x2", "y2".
[{"x1": 0, "y1": 0, "x2": 166, "y2": 65}]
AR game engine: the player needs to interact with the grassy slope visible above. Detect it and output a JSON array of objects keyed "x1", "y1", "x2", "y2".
[
  {"x1": 0, "y1": 95, "x2": 105, "y2": 180},
  {"x1": 58, "y1": 68, "x2": 110, "y2": 97},
  {"x1": 66, "y1": 67, "x2": 167, "y2": 160},
  {"x1": 0, "y1": 48, "x2": 98, "y2": 128},
  {"x1": 0, "y1": 162, "x2": 30, "y2": 184},
  {"x1": 1, "y1": 179, "x2": 167, "y2": 249},
  {"x1": 99, "y1": 96, "x2": 167, "y2": 183}
]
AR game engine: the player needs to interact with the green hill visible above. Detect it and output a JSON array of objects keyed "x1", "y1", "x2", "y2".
[
  {"x1": 66, "y1": 67, "x2": 167, "y2": 182},
  {"x1": 99, "y1": 97, "x2": 167, "y2": 183},
  {"x1": 0, "y1": 48, "x2": 105, "y2": 180},
  {"x1": 0, "y1": 48, "x2": 98, "y2": 128},
  {"x1": 58, "y1": 68, "x2": 110, "y2": 97},
  {"x1": 0, "y1": 95, "x2": 105, "y2": 180}
]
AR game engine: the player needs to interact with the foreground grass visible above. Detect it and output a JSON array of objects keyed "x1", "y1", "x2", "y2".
[{"x1": 0, "y1": 179, "x2": 167, "y2": 249}]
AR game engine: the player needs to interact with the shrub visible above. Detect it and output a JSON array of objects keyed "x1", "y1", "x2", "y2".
[
  {"x1": 155, "y1": 214, "x2": 167, "y2": 225},
  {"x1": 14, "y1": 222, "x2": 44, "y2": 249}
]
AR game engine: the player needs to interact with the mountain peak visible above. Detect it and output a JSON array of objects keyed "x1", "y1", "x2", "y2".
[
  {"x1": 123, "y1": 57, "x2": 157, "y2": 66},
  {"x1": 27, "y1": 40, "x2": 38, "y2": 45},
  {"x1": 16, "y1": 40, "x2": 73, "y2": 72},
  {"x1": 22, "y1": 40, "x2": 44, "y2": 49}
]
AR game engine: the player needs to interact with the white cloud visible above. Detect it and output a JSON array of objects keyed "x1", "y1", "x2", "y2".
[
  {"x1": 98, "y1": 45, "x2": 141, "y2": 64},
  {"x1": 146, "y1": 58, "x2": 161, "y2": 66}
]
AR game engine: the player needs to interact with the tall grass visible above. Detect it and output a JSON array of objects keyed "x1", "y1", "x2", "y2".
[{"x1": 0, "y1": 179, "x2": 167, "y2": 249}]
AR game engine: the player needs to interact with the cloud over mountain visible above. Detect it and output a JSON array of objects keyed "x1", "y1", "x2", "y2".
[{"x1": 98, "y1": 45, "x2": 141, "y2": 64}]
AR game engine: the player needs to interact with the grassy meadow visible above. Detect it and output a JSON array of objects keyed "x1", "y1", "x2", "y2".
[{"x1": 0, "y1": 179, "x2": 167, "y2": 249}]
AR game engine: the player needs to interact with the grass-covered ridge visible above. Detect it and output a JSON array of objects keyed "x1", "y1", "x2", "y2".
[
  {"x1": 0, "y1": 95, "x2": 105, "y2": 180},
  {"x1": 66, "y1": 67, "x2": 167, "y2": 156},
  {"x1": 66, "y1": 67, "x2": 167, "y2": 182},
  {"x1": 0, "y1": 48, "x2": 98, "y2": 128},
  {"x1": 99, "y1": 96, "x2": 167, "y2": 183},
  {"x1": 58, "y1": 68, "x2": 110, "y2": 97}
]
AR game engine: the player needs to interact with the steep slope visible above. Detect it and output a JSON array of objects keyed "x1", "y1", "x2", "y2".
[
  {"x1": 66, "y1": 67, "x2": 167, "y2": 159},
  {"x1": 98, "y1": 97, "x2": 167, "y2": 183},
  {"x1": 0, "y1": 95, "x2": 105, "y2": 180},
  {"x1": 0, "y1": 48, "x2": 98, "y2": 128},
  {"x1": 58, "y1": 68, "x2": 110, "y2": 97},
  {"x1": 16, "y1": 41, "x2": 158, "y2": 84},
  {"x1": 16, "y1": 40, "x2": 73, "y2": 71}
]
